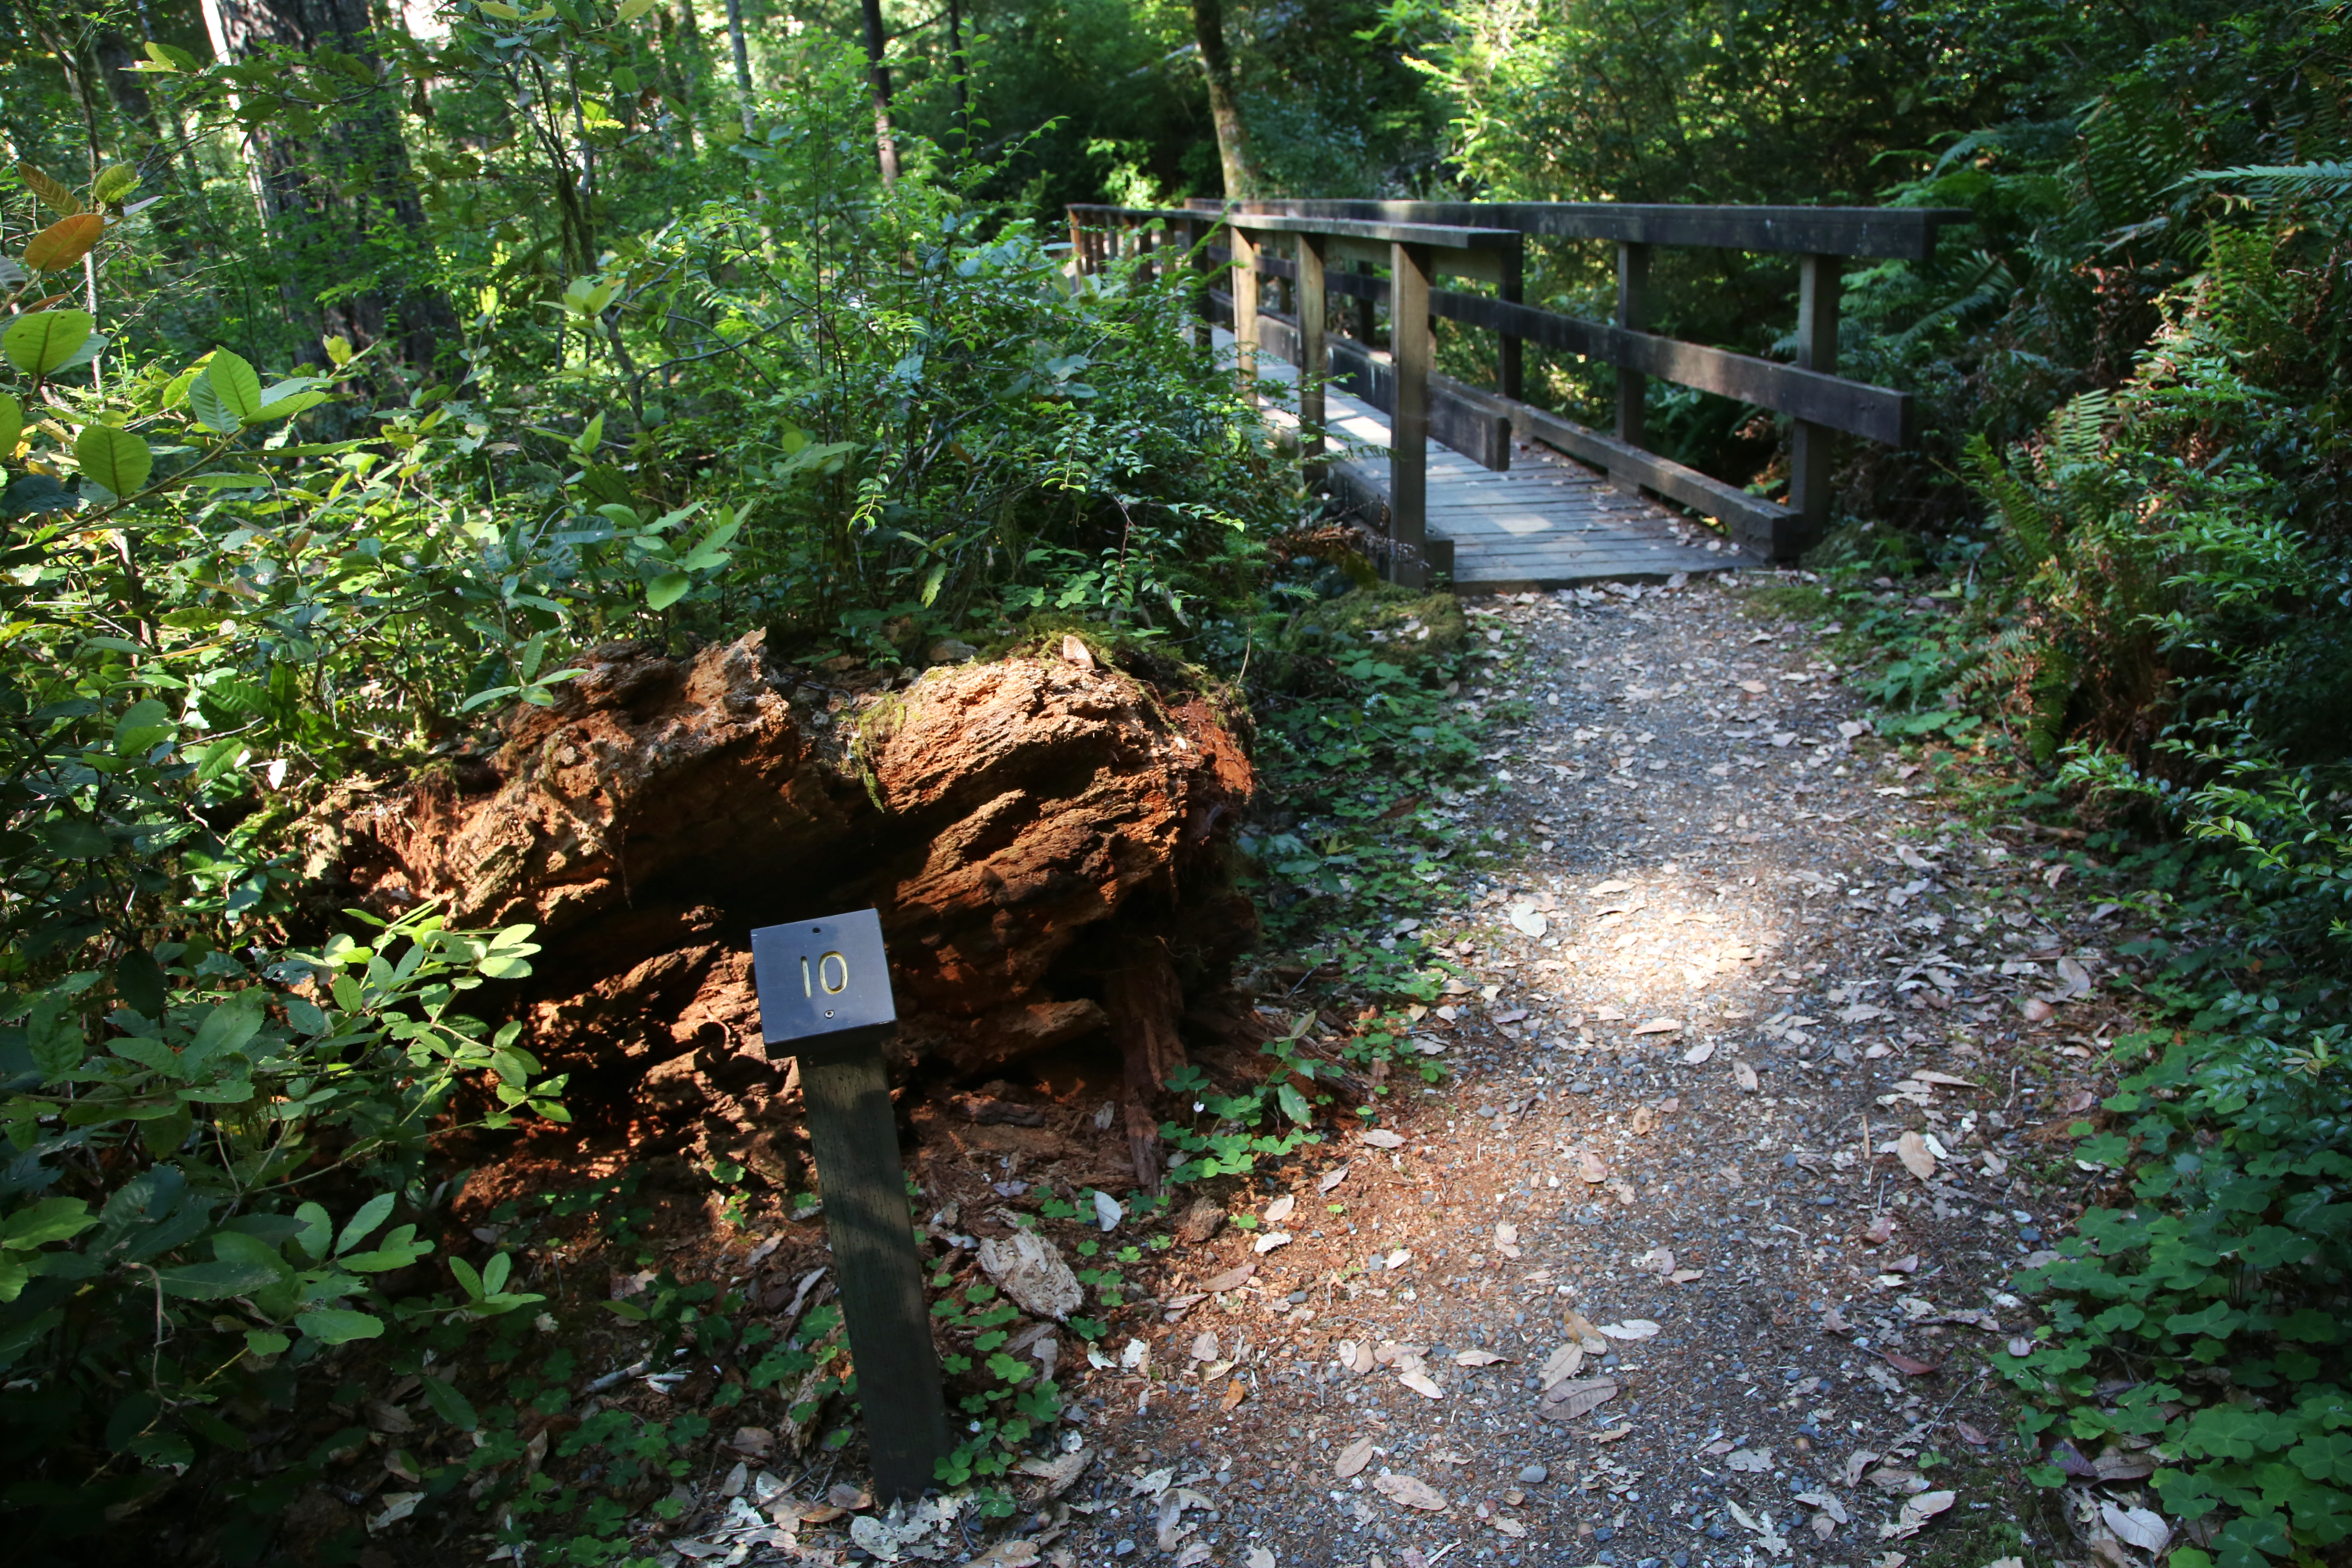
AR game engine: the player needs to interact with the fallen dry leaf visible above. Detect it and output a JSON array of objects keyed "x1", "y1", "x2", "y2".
[
  {"x1": 1060, "y1": 635, "x2": 1095, "y2": 670},
  {"x1": 1862, "y1": 1215, "x2": 1895, "y2": 1246},
  {"x1": 1733, "y1": 1060, "x2": 1760, "y2": 1092},
  {"x1": 1361, "y1": 1129, "x2": 1406, "y2": 1149},
  {"x1": 1455, "y1": 1349, "x2": 1508, "y2": 1367},
  {"x1": 1398, "y1": 1370, "x2": 1444, "y2": 1399},
  {"x1": 1540, "y1": 1377, "x2": 1619, "y2": 1418},
  {"x1": 2100, "y1": 1502, "x2": 2172, "y2": 1555},
  {"x1": 1491, "y1": 1516, "x2": 1528, "y2": 1538},
  {"x1": 1561, "y1": 1310, "x2": 1605, "y2": 1350},
  {"x1": 1880, "y1": 1490, "x2": 1956, "y2": 1539},
  {"x1": 1319, "y1": 1166, "x2": 1350, "y2": 1194},
  {"x1": 2020, "y1": 996, "x2": 2055, "y2": 1023},
  {"x1": 1629, "y1": 1105, "x2": 1657, "y2": 1136},
  {"x1": 1632, "y1": 1018, "x2": 1684, "y2": 1036},
  {"x1": 1219, "y1": 1379, "x2": 1248, "y2": 1412},
  {"x1": 1190, "y1": 1331, "x2": 1220, "y2": 1362},
  {"x1": 1592, "y1": 1426, "x2": 1635, "y2": 1443},
  {"x1": 1578, "y1": 1152, "x2": 1610, "y2": 1183},
  {"x1": 1881, "y1": 1350, "x2": 1940, "y2": 1376},
  {"x1": 1372, "y1": 1473, "x2": 1449, "y2": 1512},
  {"x1": 1841, "y1": 1450, "x2": 1880, "y2": 1488},
  {"x1": 1335, "y1": 1437, "x2": 1378, "y2": 1479},
  {"x1": 1198, "y1": 1263, "x2": 1255, "y2": 1293},
  {"x1": 1896, "y1": 1131, "x2": 1938, "y2": 1180},
  {"x1": 1682, "y1": 1040, "x2": 1717, "y2": 1064},
  {"x1": 1264, "y1": 1194, "x2": 1296, "y2": 1224},
  {"x1": 1539, "y1": 1343, "x2": 1584, "y2": 1386},
  {"x1": 1597, "y1": 1319, "x2": 1661, "y2": 1341}
]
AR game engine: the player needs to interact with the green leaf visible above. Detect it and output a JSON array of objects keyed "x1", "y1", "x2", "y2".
[
  {"x1": 335, "y1": 1193, "x2": 396, "y2": 1255},
  {"x1": 114, "y1": 946, "x2": 167, "y2": 1018},
  {"x1": 248, "y1": 390, "x2": 327, "y2": 424},
  {"x1": 296, "y1": 1307, "x2": 385, "y2": 1345},
  {"x1": 3, "y1": 310, "x2": 95, "y2": 377},
  {"x1": 74, "y1": 424, "x2": 152, "y2": 498},
  {"x1": 419, "y1": 1375, "x2": 478, "y2": 1430},
  {"x1": 27, "y1": 993, "x2": 83, "y2": 1077},
  {"x1": 243, "y1": 1329, "x2": 290, "y2": 1357},
  {"x1": 0, "y1": 392, "x2": 21, "y2": 459},
  {"x1": 92, "y1": 164, "x2": 138, "y2": 205},
  {"x1": 203, "y1": 351, "x2": 263, "y2": 423},
  {"x1": 646, "y1": 572, "x2": 690, "y2": 610},
  {"x1": 113, "y1": 697, "x2": 174, "y2": 756},
  {"x1": 1, "y1": 1196, "x2": 96, "y2": 1249},
  {"x1": 186, "y1": 375, "x2": 238, "y2": 434},
  {"x1": 292, "y1": 1202, "x2": 333, "y2": 1262},
  {"x1": 156, "y1": 1258, "x2": 284, "y2": 1299},
  {"x1": 601, "y1": 1298, "x2": 649, "y2": 1320}
]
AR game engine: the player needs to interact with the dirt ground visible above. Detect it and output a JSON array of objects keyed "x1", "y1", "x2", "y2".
[{"x1": 455, "y1": 574, "x2": 2148, "y2": 1568}]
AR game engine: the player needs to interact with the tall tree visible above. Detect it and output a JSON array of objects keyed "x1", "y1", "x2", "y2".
[
  {"x1": 194, "y1": 0, "x2": 457, "y2": 365},
  {"x1": 859, "y1": 0, "x2": 898, "y2": 184},
  {"x1": 721, "y1": 0, "x2": 755, "y2": 137},
  {"x1": 1189, "y1": 0, "x2": 1255, "y2": 197}
]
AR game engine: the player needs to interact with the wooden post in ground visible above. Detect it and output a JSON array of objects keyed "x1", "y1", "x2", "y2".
[
  {"x1": 1229, "y1": 223, "x2": 1260, "y2": 390},
  {"x1": 1789, "y1": 253, "x2": 1841, "y2": 554},
  {"x1": 1614, "y1": 241, "x2": 1650, "y2": 452},
  {"x1": 1388, "y1": 240, "x2": 1432, "y2": 589},
  {"x1": 1296, "y1": 231, "x2": 1327, "y2": 471},
  {"x1": 1498, "y1": 235, "x2": 1525, "y2": 404},
  {"x1": 749, "y1": 911, "x2": 948, "y2": 1503}
]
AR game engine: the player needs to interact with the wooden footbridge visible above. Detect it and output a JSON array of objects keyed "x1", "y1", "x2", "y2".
[{"x1": 1065, "y1": 199, "x2": 1969, "y2": 590}]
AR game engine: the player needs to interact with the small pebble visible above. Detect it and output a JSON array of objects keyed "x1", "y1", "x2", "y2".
[
  {"x1": 1114, "y1": 1540, "x2": 1136, "y2": 1557},
  {"x1": 1519, "y1": 1463, "x2": 1548, "y2": 1484}
]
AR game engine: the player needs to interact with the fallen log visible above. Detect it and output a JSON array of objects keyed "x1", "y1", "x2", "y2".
[{"x1": 301, "y1": 630, "x2": 1256, "y2": 1189}]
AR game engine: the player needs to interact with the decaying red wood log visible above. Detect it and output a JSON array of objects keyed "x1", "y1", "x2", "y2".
[{"x1": 301, "y1": 630, "x2": 1256, "y2": 1188}]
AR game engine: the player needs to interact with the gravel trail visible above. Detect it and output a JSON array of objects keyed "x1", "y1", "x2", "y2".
[{"x1": 1045, "y1": 575, "x2": 2121, "y2": 1568}]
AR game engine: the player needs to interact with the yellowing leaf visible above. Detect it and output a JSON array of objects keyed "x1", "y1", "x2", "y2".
[{"x1": 22, "y1": 213, "x2": 104, "y2": 274}]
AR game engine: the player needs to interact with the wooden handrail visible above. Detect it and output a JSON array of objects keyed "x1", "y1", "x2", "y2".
[{"x1": 1064, "y1": 199, "x2": 1964, "y2": 564}]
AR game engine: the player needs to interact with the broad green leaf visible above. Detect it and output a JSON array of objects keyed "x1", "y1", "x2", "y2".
[
  {"x1": 478, "y1": 0, "x2": 523, "y2": 16},
  {"x1": 22, "y1": 214, "x2": 103, "y2": 274},
  {"x1": 0, "y1": 392, "x2": 20, "y2": 458},
  {"x1": 3, "y1": 310, "x2": 94, "y2": 376},
  {"x1": 615, "y1": 0, "x2": 656, "y2": 20},
  {"x1": 296, "y1": 1307, "x2": 384, "y2": 1344},
  {"x1": 187, "y1": 997, "x2": 263, "y2": 1064},
  {"x1": 92, "y1": 164, "x2": 138, "y2": 204},
  {"x1": 27, "y1": 994, "x2": 83, "y2": 1077},
  {"x1": 1, "y1": 1197, "x2": 96, "y2": 1249},
  {"x1": 419, "y1": 1375, "x2": 478, "y2": 1429},
  {"x1": 449, "y1": 1256, "x2": 483, "y2": 1299},
  {"x1": 47, "y1": 331, "x2": 107, "y2": 374},
  {"x1": 601, "y1": 1298, "x2": 649, "y2": 1320},
  {"x1": 646, "y1": 571, "x2": 690, "y2": 610},
  {"x1": 481, "y1": 1251, "x2": 513, "y2": 1295},
  {"x1": 142, "y1": 40, "x2": 198, "y2": 70},
  {"x1": 334, "y1": 1192, "x2": 396, "y2": 1255},
  {"x1": 212, "y1": 1229, "x2": 294, "y2": 1283},
  {"x1": 41, "y1": 818, "x2": 111, "y2": 859},
  {"x1": 113, "y1": 697, "x2": 174, "y2": 755},
  {"x1": 203, "y1": 351, "x2": 263, "y2": 422},
  {"x1": 75, "y1": 425, "x2": 151, "y2": 497},
  {"x1": 245, "y1": 390, "x2": 326, "y2": 424},
  {"x1": 243, "y1": 1329, "x2": 290, "y2": 1357},
  {"x1": 292, "y1": 1202, "x2": 333, "y2": 1261},
  {"x1": 114, "y1": 946, "x2": 167, "y2": 1018},
  {"x1": 155, "y1": 1258, "x2": 283, "y2": 1298}
]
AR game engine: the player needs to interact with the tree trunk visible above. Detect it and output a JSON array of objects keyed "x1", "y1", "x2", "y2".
[
  {"x1": 721, "y1": 0, "x2": 755, "y2": 138},
  {"x1": 1189, "y1": 0, "x2": 1256, "y2": 199},
  {"x1": 298, "y1": 634, "x2": 1261, "y2": 1187},
  {"x1": 859, "y1": 0, "x2": 898, "y2": 185},
  {"x1": 197, "y1": 0, "x2": 459, "y2": 368},
  {"x1": 944, "y1": 0, "x2": 967, "y2": 156}
]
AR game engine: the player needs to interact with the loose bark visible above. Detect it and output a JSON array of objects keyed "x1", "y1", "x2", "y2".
[{"x1": 305, "y1": 632, "x2": 1257, "y2": 1184}]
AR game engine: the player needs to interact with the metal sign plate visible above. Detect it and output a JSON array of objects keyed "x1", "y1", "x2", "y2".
[{"x1": 749, "y1": 909, "x2": 897, "y2": 1056}]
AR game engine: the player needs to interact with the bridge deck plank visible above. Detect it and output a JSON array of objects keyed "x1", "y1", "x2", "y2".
[{"x1": 1225, "y1": 328, "x2": 1753, "y2": 588}]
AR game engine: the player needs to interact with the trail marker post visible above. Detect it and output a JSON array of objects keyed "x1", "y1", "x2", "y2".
[{"x1": 748, "y1": 909, "x2": 949, "y2": 1501}]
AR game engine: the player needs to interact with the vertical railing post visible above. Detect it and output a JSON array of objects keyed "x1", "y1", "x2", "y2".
[
  {"x1": 1389, "y1": 240, "x2": 1432, "y2": 590},
  {"x1": 1352, "y1": 261, "x2": 1376, "y2": 345},
  {"x1": 1789, "y1": 252, "x2": 1840, "y2": 554},
  {"x1": 1498, "y1": 234, "x2": 1525, "y2": 404},
  {"x1": 1297, "y1": 231, "x2": 1327, "y2": 471},
  {"x1": 1229, "y1": 222, "x2": 1260, "y2": 390},
  {"x1": 1068, "y1": 207, "x2": 1087, "y2": 277},
  {"x1": 1614, "y1": 241, "x2": 1650, "y2": 450}
]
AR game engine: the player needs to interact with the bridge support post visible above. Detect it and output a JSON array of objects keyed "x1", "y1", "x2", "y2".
[
  {"x1": 1789, "y1": 252, "x2": 1840, "y2": 555},
  {"x1": 1499, "y1": 236, "x2": 1525, "y2": 404},
  {"x1": 1297, "y1": 232, "x2": 1327, "y2": 473},
  {"x1": 1613, "y1": 241, "x2": 1650, "y2": 457},
  {"x1": 1389, "y1": 240, "x2": 1432, "y2": 590},
  {"x1": 1230, "y1": 223, "x2": 1261, "y2": 390}
]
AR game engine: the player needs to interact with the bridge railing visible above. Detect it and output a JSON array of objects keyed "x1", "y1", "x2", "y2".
[{"x1": 1063, "y1": 198, "x2": 1968, "y2": 573}]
